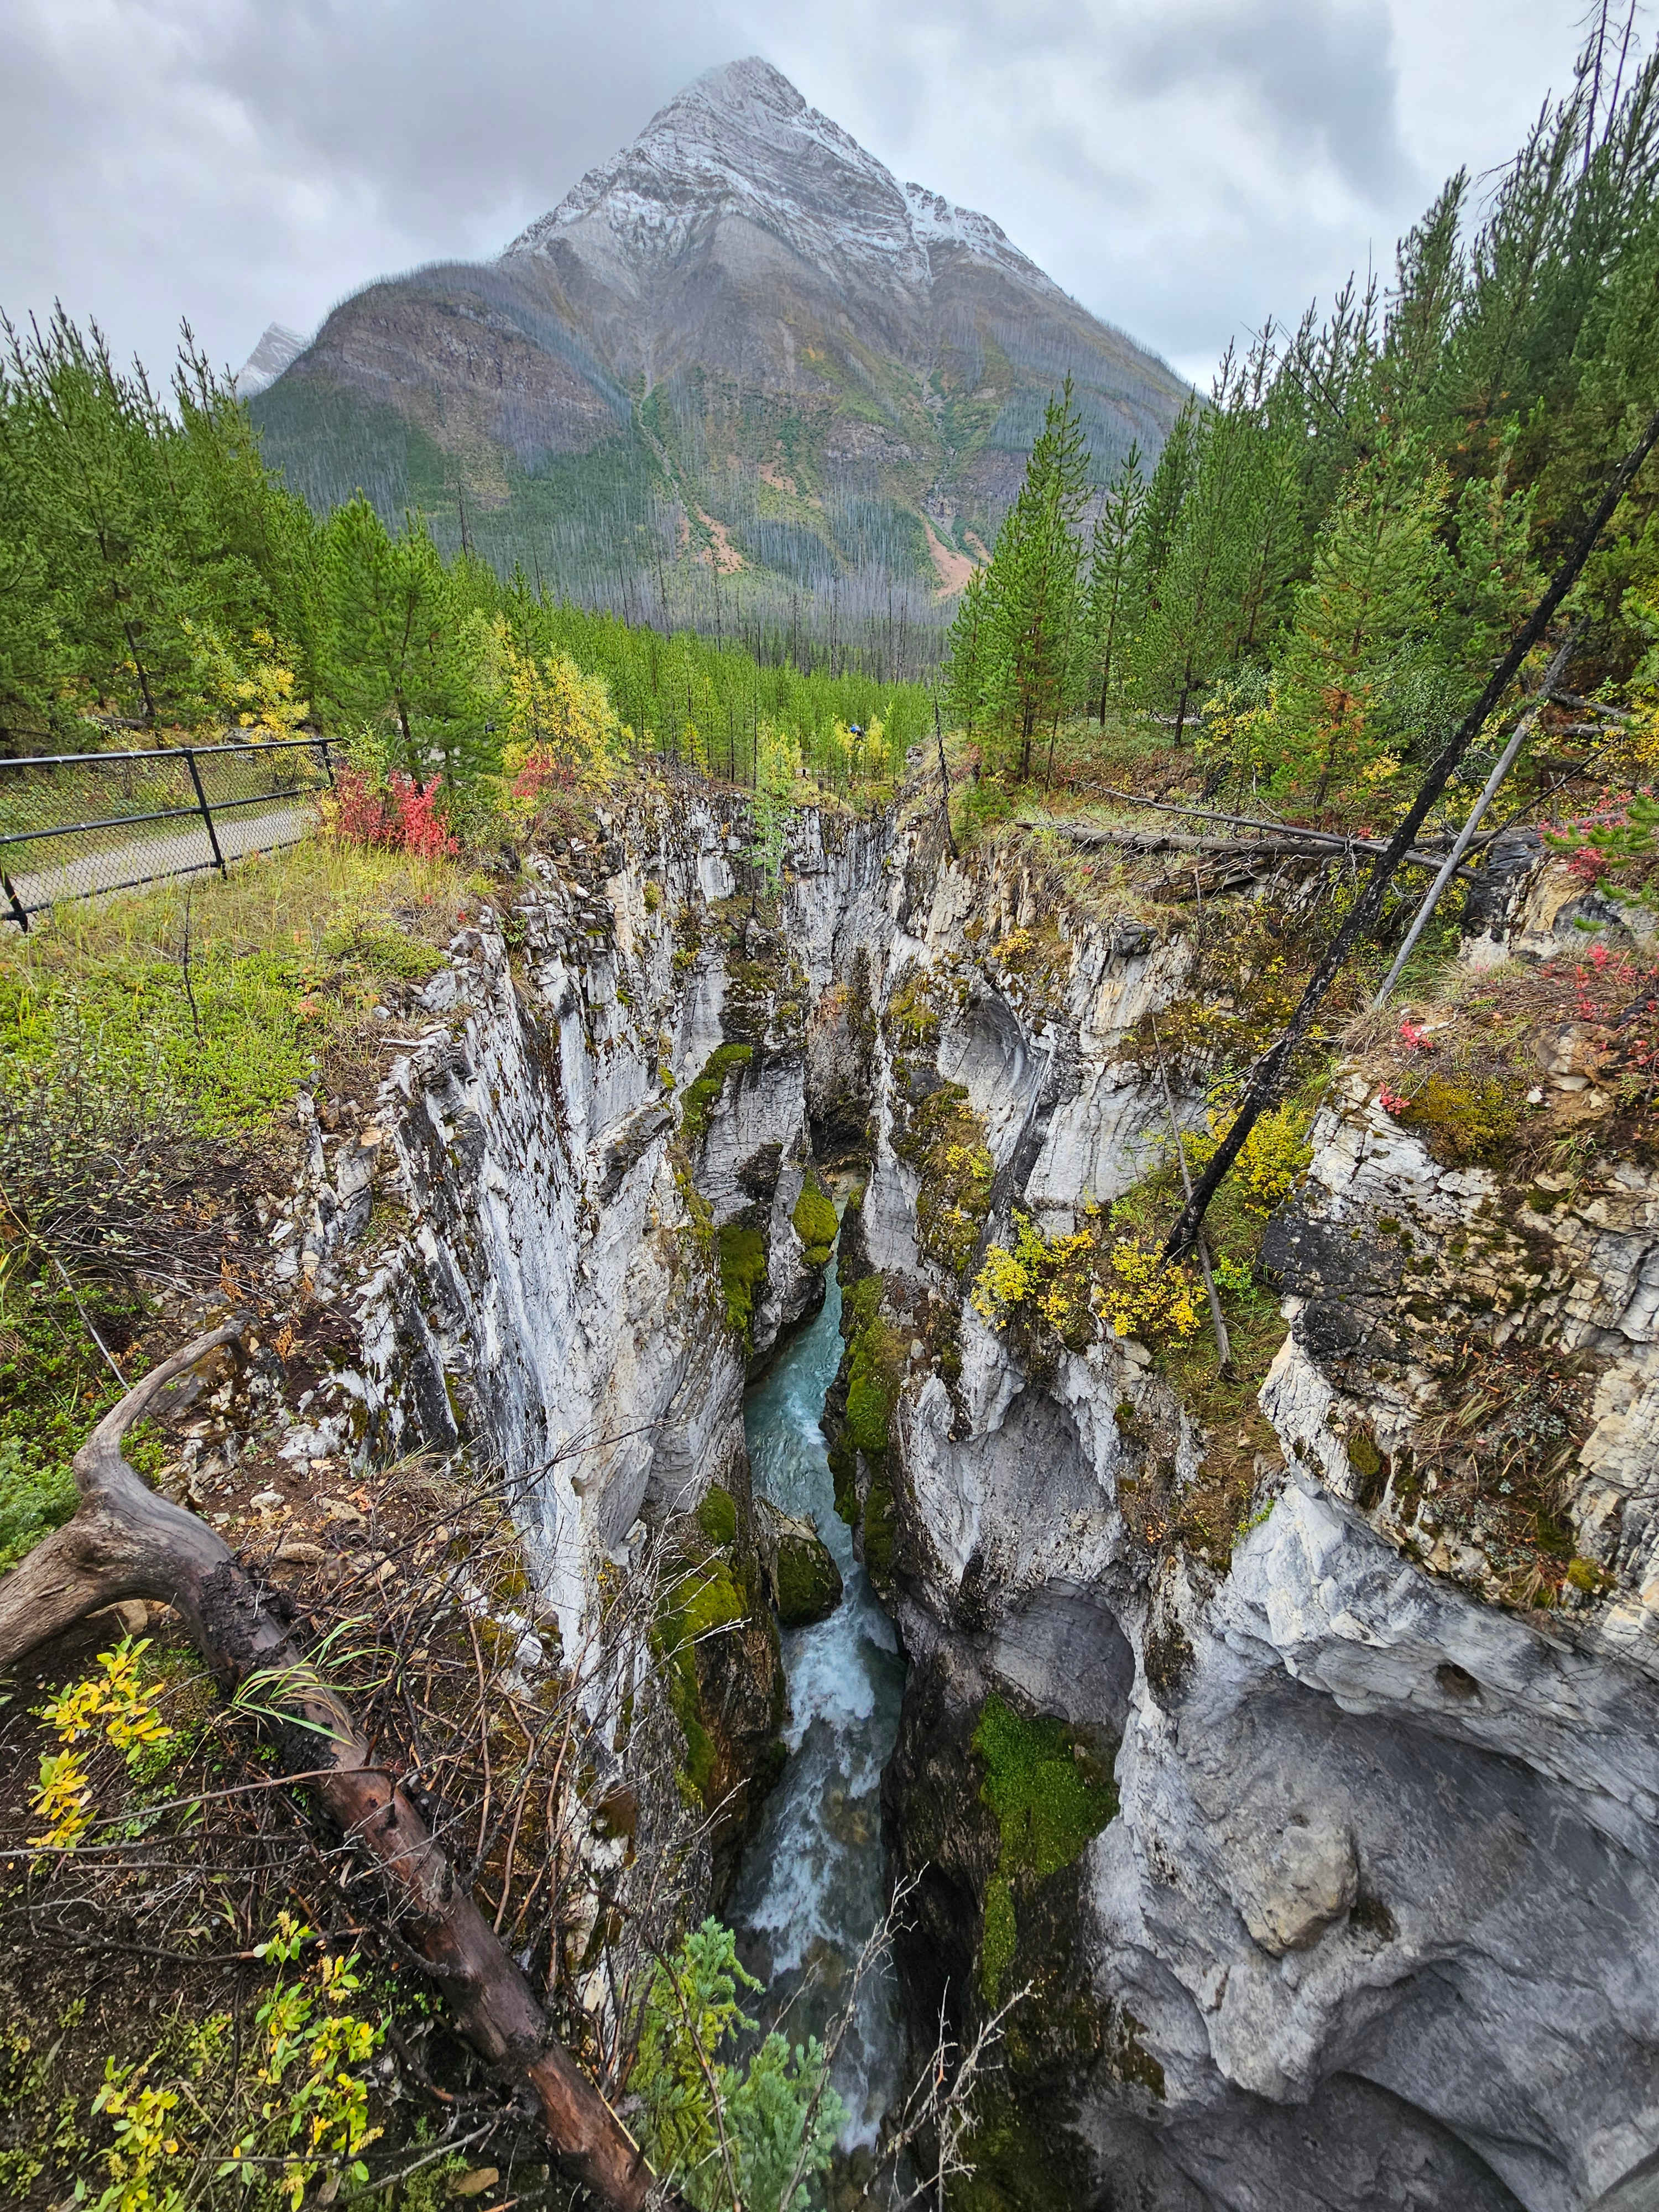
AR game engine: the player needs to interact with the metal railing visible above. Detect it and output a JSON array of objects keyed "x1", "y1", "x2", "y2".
[{"x1": 0, "y1": 735, "x2": 336, "y2": 930}]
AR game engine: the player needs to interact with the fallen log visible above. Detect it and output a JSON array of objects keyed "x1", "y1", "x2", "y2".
[
  {"x1": 0, "y1": 1326, "x2": 681, "y2": 2212},
  {"x1": 1020, "y1": 820, "x2": 1475, "y2": 880}
]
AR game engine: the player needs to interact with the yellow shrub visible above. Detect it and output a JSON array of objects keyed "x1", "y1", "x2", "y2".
[
  {"x1": 485, "y1": 615, "x2": 621, "y2": 789},
  {"x1": 971, "y1": 1241, "x2": 1032, "y2": 1321},
  {"x1": 1185, "y1": 1101, "x2": 1311, "y2": 1217},
  {"x1": 972, "y1": 1216, "x2": 1201, "y2": 1350},
  {"x1": 30, "y1": 1635, "x2": 175, "y2": 1848},
  {"x1": 1095, "y1": 1237, "x2": 1203, "y2": 1343}
]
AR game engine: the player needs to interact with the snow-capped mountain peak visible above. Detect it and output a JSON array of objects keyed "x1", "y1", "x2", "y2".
[
  {"x1": 233, "y1": 323, "x2": 307, "y2": 398},
  {"x1": 502, "y1": 57, "x2": 1052, "y2": 302}
]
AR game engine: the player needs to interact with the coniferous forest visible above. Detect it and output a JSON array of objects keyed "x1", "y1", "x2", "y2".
[
  {"x1": 946, "y1": 38, "x2": 1659, "y2": 817},
  {"x1": 0, "y1": 314, "x2": 931, "y2": 790}
]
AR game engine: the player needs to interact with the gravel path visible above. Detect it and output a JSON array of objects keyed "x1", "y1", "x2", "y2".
[{"x1": 5, "y1": 804, "x2": 314, "y2": 921}]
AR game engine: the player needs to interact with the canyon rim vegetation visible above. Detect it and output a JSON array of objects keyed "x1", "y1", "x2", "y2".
[{"x1": 4, "y1": 15, "x2": 1659, "y2": 2212}]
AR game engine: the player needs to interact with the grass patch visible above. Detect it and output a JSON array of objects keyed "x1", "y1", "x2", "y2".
[
  {"x1": 0, "y1": 1269, "x2": 166, "y2": 1575},
  {"x1": 0, "y1": 841, "x2": 465, "y2": 1136},
  {"x1": 972, "y1": 1694, "x2": 1117, "y2": 2003}
]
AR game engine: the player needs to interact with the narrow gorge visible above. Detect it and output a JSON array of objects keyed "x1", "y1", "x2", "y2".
[{"x1": 258, "y1": 782, "x2": 1659, "y2": 2212}]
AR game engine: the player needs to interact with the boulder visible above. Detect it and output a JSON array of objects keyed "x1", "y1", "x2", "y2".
[{"x1": 757, "y1": 1496, "x2": 843, "y2": 1626}]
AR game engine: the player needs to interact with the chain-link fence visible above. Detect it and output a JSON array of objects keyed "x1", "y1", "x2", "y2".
[{"x1": 0, "y1": 737, "x2": 336, "y2": 930}]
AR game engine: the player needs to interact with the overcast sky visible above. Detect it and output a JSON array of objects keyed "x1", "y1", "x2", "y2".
[{"x1": 1, "y1": 0, "x2": 1597, "y2": 390}]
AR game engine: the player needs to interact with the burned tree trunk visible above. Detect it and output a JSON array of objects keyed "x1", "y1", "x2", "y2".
[{"x1": 0, "y1": 1326, "x2": 681, "y2": 2212}]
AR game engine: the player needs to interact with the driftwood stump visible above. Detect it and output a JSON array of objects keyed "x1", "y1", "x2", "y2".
[{"x1": 0, "y1": 1324, "x2": 680, "y2": 2212}]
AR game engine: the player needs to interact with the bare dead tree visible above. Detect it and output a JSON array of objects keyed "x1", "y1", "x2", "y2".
[{"x1": 1165, "y1": 398, "x2": 1659, "y2": 1258}]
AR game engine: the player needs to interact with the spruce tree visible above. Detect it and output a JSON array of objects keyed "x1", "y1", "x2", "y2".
[
  {"x1": 983, "y1": 375, "x2": 1092, "y2": 780},
  {"x1": 1081, "y1": 444, "x2": 1145, "y2": 724}
]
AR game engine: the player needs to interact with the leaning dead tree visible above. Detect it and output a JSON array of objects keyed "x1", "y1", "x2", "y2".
[
  {"x1": 0, "y1": 1324, "x2": 687, "y2": 2212},
  {"x1": 1164, "y1": 399, "x2": 1659, "y2": 1258}
]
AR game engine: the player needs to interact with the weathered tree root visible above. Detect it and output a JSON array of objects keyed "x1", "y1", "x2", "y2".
[{"x1": 0, "y1": 1324, "x2": 681, "y2": 2212}]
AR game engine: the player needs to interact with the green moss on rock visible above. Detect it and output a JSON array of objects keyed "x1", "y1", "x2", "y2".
[
  {"x1": 1393, "y1": 1074, "x2": 1520, "y2": 1167},
  {"x1": 861, "y1": 1467, "x2": 896, "y2": 1580},
  {"x1": 972, "y1": 1694, "x2": 1117, "y2": 2002},
  {"x1": 696, "y1": 1484, "x2": 738, "y2": 1547},
  {"x1": 718, "y1": 1221, "x2": 769, "y2": 1349},
  {"x1": 893, "y1": 1081, "x2": 995, "y2": 1279},
  {"x1": 678, "y1": 1042, "x2": 753, "y2": 1150},
  {"x1": 655, "y1": 1555, "x2": 748, "y2": 1806},
  {"x1": 791, "y1": 1174, "x2": 838, "y2": 1269},
  {"x1": 774, "y1": 1524, "x2": 844, "y2": 1626},
  {"x1": 843, "y1": 1276, "x2": 904, "y2": 1456}
]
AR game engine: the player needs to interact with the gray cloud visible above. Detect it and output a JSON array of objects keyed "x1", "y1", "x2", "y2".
[
  {"x1": 0, "y1": 0, "x2": 1590, "y2": 392},
  {"x1": 1114, "y1": 0, "x2": 1409, "y2": 198}
]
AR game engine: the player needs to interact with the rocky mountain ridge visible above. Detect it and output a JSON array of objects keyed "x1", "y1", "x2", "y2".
[
  {"x1": 247, "y1": 60, "x2": 1188, "y2": 629},
  {"x1": 505, "y1": 59, "x2": 1060, "y2": 311},
  {"x1": 232, "y1": 321, "x2": 307, "y2": 398}
]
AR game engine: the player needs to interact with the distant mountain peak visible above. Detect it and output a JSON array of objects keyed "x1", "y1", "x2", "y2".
[
  {"x1": 234, "y1": 323, "x2": 307, "y2": 398},
  {"x1": 687, "y1": 55, "x2": 806, "y2": 112},
  {"x1": 251, "y1": 56, "x2": 1188, "y2": 632},
  {"x1": 501, "y1": 56, "x2": 1051, "y2": 301}
]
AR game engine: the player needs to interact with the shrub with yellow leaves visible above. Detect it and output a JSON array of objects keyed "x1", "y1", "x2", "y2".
[
  {"x1": 484, "y1": 615, "x2": 623, "y2": 801},
  {"x1": 181, "y1": 621, "x2": 310, "y2": 739},
  {"x1": 1182, "y1": 1100, "x2": 1312, "y2": 1217},
  {"x1": 1093, "y1": 1235, "x2": 1203, "y2": 1343},
  {"x1": 972, "y1": 1211, "x2": 1203, "y2": 1356},
  {"x1": 29, "y1": 1636, "x2": 175, "y2": 1849}
]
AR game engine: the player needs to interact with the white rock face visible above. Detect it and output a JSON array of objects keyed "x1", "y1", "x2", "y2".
[
  {"x1": 504, "y1": 58, "x2": 1057, "y2": 309},
  {"x1": 802, "y1": 815, "x2": 1659, "y2": 2208},
  {"x1": 278, "y1": 798, "x2": 889, "y2": 1660},
  {"x1": 275, "y1": 795, "x2": 1659, "y2": 2207}
]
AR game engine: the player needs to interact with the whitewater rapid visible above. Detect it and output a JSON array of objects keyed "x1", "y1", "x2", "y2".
[{"x1": 729, "y1": 1259, "x2": 907, "y2": 2147}]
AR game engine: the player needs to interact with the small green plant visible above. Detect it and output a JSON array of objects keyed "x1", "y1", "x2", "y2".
[
  {"x1": 972, "y1": 1697, "x2": 1116, "y2": 2002},
  {"x1": 633, "y1": 1918, "x2": 844, "y2": 2212},
  {"x1": 74, "y1": 1917, "x2": 385, "y2": 2211},
  {"x1": 229, "y1": 1616, "x2": 379, "y2": 1740},
  {"x1": 218, "y1": 1918, "x2": 384, "y2": 2206}
]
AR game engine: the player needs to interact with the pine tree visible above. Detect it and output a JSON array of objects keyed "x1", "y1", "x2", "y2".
[
  {"x1": 320, "y1": 499, "x2": 479, "y2": 775},
  {"x1": 983, "y1": 376, "x2": 1092, "y2": 780},
  {"x1": 1268, "y1": 436, "x2": 1451, "y2": 802},
  {"x1": 942, "y1": 564, "x2": 996, "y2": 739},
  {"x1": 1130, "y1": 343, "x2": 1292, "y2": 738},
  {"x1": 1381, "y1": 174, "x2": 1468, "y2": 431},
  {"x1": 1081, "y1": 444, "x2": 1145, "y2": 724}
]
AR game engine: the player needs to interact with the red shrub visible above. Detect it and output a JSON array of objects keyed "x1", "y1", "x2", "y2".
[{"x1": 329, "y1": 766, "x2": 457, "y2": 857}]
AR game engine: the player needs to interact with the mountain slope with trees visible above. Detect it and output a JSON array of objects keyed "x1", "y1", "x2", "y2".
[{"x1": 246, "y1": 58, "x2": 1189, "y2": 669}]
